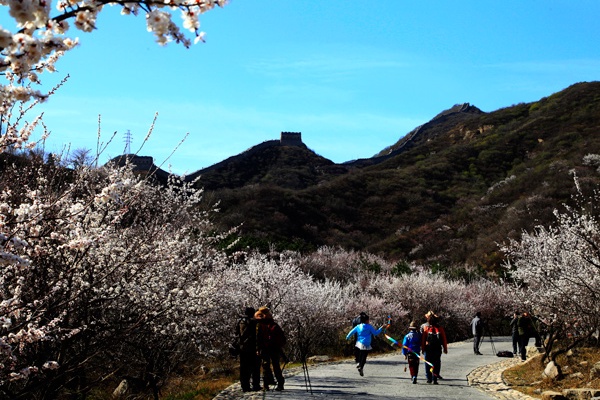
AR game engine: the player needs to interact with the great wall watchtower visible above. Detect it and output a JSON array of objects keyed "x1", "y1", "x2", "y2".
[{"x1": 280, "y1": 131, "x2": 303, "y2": 146}]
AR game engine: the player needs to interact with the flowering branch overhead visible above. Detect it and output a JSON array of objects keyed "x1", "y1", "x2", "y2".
[{"x1": 0, "y1": 0, "x2": 227, "y2": 111}]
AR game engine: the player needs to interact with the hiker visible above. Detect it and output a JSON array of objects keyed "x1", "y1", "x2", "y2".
[
  {"x1": 401, "y1": 320, "x2": 422, "y2": 384},
  {"x1": 517, "y1": 311, "x2": 537, "y2": 361},
  {"x1": 510, "y1": 311, "x2": 519, "y2": 356},
  {"x1": 350, "y1": 312, "x2": 368, "y2": 365},
  {"x1": 471, "y1": 311, "x2": 483, "y2": 355},
  {"x1": 420, "y1": 310, "x2": 434, "y2": 333},
  {"x1": 421, "y1": 313, "x2": 448, "y2": 384},
  {"x1": 255, "y1": 306, "x2": 286, "y2": 391},
  {"x1": 235, "y1": 307, "x2": 261, "y2": 392},
  {"x1": 531, "y1": 314, "x2": 544, "y2": 348},
  {"x1": 420, "y1": 310, "x2": 445, "y2": 379},
  {"x1": 345, "y1": 314, "x2": 389, "y2": 377}
]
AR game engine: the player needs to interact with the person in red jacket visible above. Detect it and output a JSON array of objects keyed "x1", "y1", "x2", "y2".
[
  {"x1": 421, "y1": 313, "x2": 448, "y2": 384},
  {"x1": 255, "y1": 306, "x2": 286, "y2": 391}
]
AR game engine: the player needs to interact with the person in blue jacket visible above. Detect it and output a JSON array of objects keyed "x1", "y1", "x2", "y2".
[
  {"x1": 401, "y1": 321, "x2": 422, "y2": 384},
  {"x1": 345, "y1": 314, "x2": 389, "y2": 376}
]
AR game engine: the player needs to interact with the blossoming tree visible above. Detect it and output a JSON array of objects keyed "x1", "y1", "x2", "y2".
[
  {"x1": 0, "y1": 155, "x2": 233, "y2": 398},
  {"x1": 503, "y1": 173, "x2": 600, "y2": 370},
  {"x1": 223, "y1": 252, "x2": 348, "y2": 360}
]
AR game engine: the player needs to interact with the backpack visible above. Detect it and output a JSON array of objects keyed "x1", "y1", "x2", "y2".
[
  {"x1": 497, "y1": 350, "x2": 514, "y2": 358},
  {"x1": 258, "y1": 321, "x2": 286, "y2": 349},
  {"x1": 269, "y1": 323, "x2": 286, "y2": 348},
  {"x1": 236, "y1": 316, "x2": 256, "y2": 352},
  {"x1": 404, "y1": 330, "x2": 421, "y2": 353},
  {"x1": 425, "y1": 327, "x2": 442, "y2": 351}
]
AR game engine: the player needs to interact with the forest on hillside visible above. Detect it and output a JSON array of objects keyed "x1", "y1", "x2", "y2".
[{"x1": 198, "y1": 82, "x2": 600, "y2": 275}]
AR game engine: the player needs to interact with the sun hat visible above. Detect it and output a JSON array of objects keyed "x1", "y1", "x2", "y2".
[{"x1": 255, "y1": 306, "x2": 273, "y2": 320}]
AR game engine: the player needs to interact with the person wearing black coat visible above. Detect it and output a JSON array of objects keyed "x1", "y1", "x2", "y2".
[
  {"x1": 470, "y1": 312, "x2": 483, "y2": 355},
  {"x1": 235, "y1": 307, "x2": 261, "y2": 392}
]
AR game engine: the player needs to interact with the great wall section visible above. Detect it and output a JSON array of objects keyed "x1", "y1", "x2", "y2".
[{"x1": 107, "y1": 104, "x2": 483, "y2": 180}]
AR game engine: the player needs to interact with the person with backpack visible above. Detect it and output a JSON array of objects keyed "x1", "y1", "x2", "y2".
[
  {"x1": 517, "y1": 311, "x2": 537, "y2": 361},
  {"x1": 255, "y1": 306, "x2": 286, "y2": 391},
  {"x1": 421, "y1": 313, "x2": 448, "y2": 384},
  {"x1": 401, "y1": 320, "x2": 422, "y2": 384},
  {"x1": 235, "y1": 307, "x2": 261, "y2": 392},
  {"x1": 420, "y1": 310, "x2": 445, "y2": 380},
  {"x1": 470, "y1": 311, "x2": 483, "y2": 355},
  {"x1": 345, "y1": 314, "x2": 389, "y2": 377}
]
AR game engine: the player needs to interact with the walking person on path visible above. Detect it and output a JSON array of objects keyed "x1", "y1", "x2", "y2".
[
  {"x1": 235, "y1": 306, "x2": 261, "y2": 392},
  {"x1": 350, "y1": 312, "x2": 367, "y2": 366},
  {"x1": 510, "y1": 311, "x2": 519, "y2": 356},
  {"x1": 255, "y1": 306, "x2": 287, "y2": 391},
  {"x1": 517, "y1": 311, "x2": 537, "y2": 361},
  {"x1": 471, "y1": 311, "x2": 483, "y2": 355},
  {"x1": 421, "y1": 313, "x2": 448, "y2": 384},
  {"x1": 345, "y1": 314, "x2": 389, "y2": 377},
  {"x1": 401, "y1": 320, "x2": 422, "y2": 384}
]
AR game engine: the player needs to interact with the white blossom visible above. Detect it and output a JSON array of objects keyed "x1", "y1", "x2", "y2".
[
  {"x1": 503, "y1": 177, "x2": 600, "y2": 351},
  {"x1": 0, "y1": 0, "x2": 227, "y2": 117}
]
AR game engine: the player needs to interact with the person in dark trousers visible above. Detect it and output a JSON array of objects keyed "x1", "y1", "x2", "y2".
[
  {"x1": 421, "y1": 314, "x2": 448, "y2": 384},
  {"x1": 401, "y1": 321, "x2": 422, "y2": 384},
  {"x1": 510, "y1": 311, "x2": 519, "y2": 356},
  {"x1": 517, "y1": 311, "x2": 536, "y2": 361},
  {"x1": 350, "y1": 312, "x2": 368, "y2": 365},
  {"x1": 345, "y1": 314, "x2": 389, "y2": 376},
  {"x1": 420, "y1": 311, "x2": 444, "y2": 380},
  {"x1": 531, "y1": 314, "x2": 544, "y2": 348},
  {"x1": 255, "y1": 306, "x2": 286, "y2": 391},
  {"x1": 470, "y1": 312, "x2": 483, "y2": 355},
  {"x1": 235, "y1": 307, "x2": 261, "y2": 392}
]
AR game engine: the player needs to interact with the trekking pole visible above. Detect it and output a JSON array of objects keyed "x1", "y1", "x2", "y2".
[
  {"x1": 280, "y1": 350, "x2": 289, "y2": 381},
  {"x1": 301, "y1": 351, "x2": 313, "y2": 394},
  {"x1": 297, "y1": 319, "x2": 313, "y2": 394},
  {"x1": 486, "y1": 326, "x2": 497, "y2": 355}
]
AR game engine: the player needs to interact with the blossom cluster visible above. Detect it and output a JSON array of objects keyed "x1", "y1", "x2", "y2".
[
  {"x1": 0, "y1": 157, "x2": 234, "y2": 397},
  {"x1": 503, "y1": 173, "x2": 600, "y2": 354},
  {"x1": 0, "y1": 0, "x2": 227, "y2": 113},
  {"x1": 221, "y1": 247, "x2": 517, "y2": 358}
]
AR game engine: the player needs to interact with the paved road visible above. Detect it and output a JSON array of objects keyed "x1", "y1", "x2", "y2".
[{"x1": 217, "y1": 337, "x2": 517, "y2": 400}]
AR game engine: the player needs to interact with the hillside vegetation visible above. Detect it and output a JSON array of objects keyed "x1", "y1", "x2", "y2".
[{"x1": 191, "y1": 81, "x2": 600, "y2": 274}]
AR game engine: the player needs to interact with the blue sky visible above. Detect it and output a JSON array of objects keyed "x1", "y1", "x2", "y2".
[{"x1": 24, "y1": 0, "x2": 600, "y2": 175}]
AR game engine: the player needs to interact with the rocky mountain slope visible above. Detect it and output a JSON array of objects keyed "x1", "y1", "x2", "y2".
[{"x1": 164, "y1": 82, "x2": 600, "y2": 274}]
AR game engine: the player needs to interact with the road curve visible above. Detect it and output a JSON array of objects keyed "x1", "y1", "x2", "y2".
[{"x1": 214, "y1": 337, "x2": 533, "y2": 400}]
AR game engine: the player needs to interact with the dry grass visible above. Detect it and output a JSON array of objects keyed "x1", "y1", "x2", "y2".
[
  {"x1": 503, "y1": 348, "x2": 600, "y2": 398},
  {"x1": 86, "y1": 367, "x2": 237, "y2": 400},
  {"x1": 161, "y1": 375, "x2": 237, "y2": 400},
  {"x1": 159, "y1": 361, "x2": 239, "y2": 400}
]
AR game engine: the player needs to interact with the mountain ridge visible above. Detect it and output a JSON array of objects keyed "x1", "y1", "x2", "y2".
[{"x1": 119, "y1": 81, "x2": 600, "y2": 273}]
